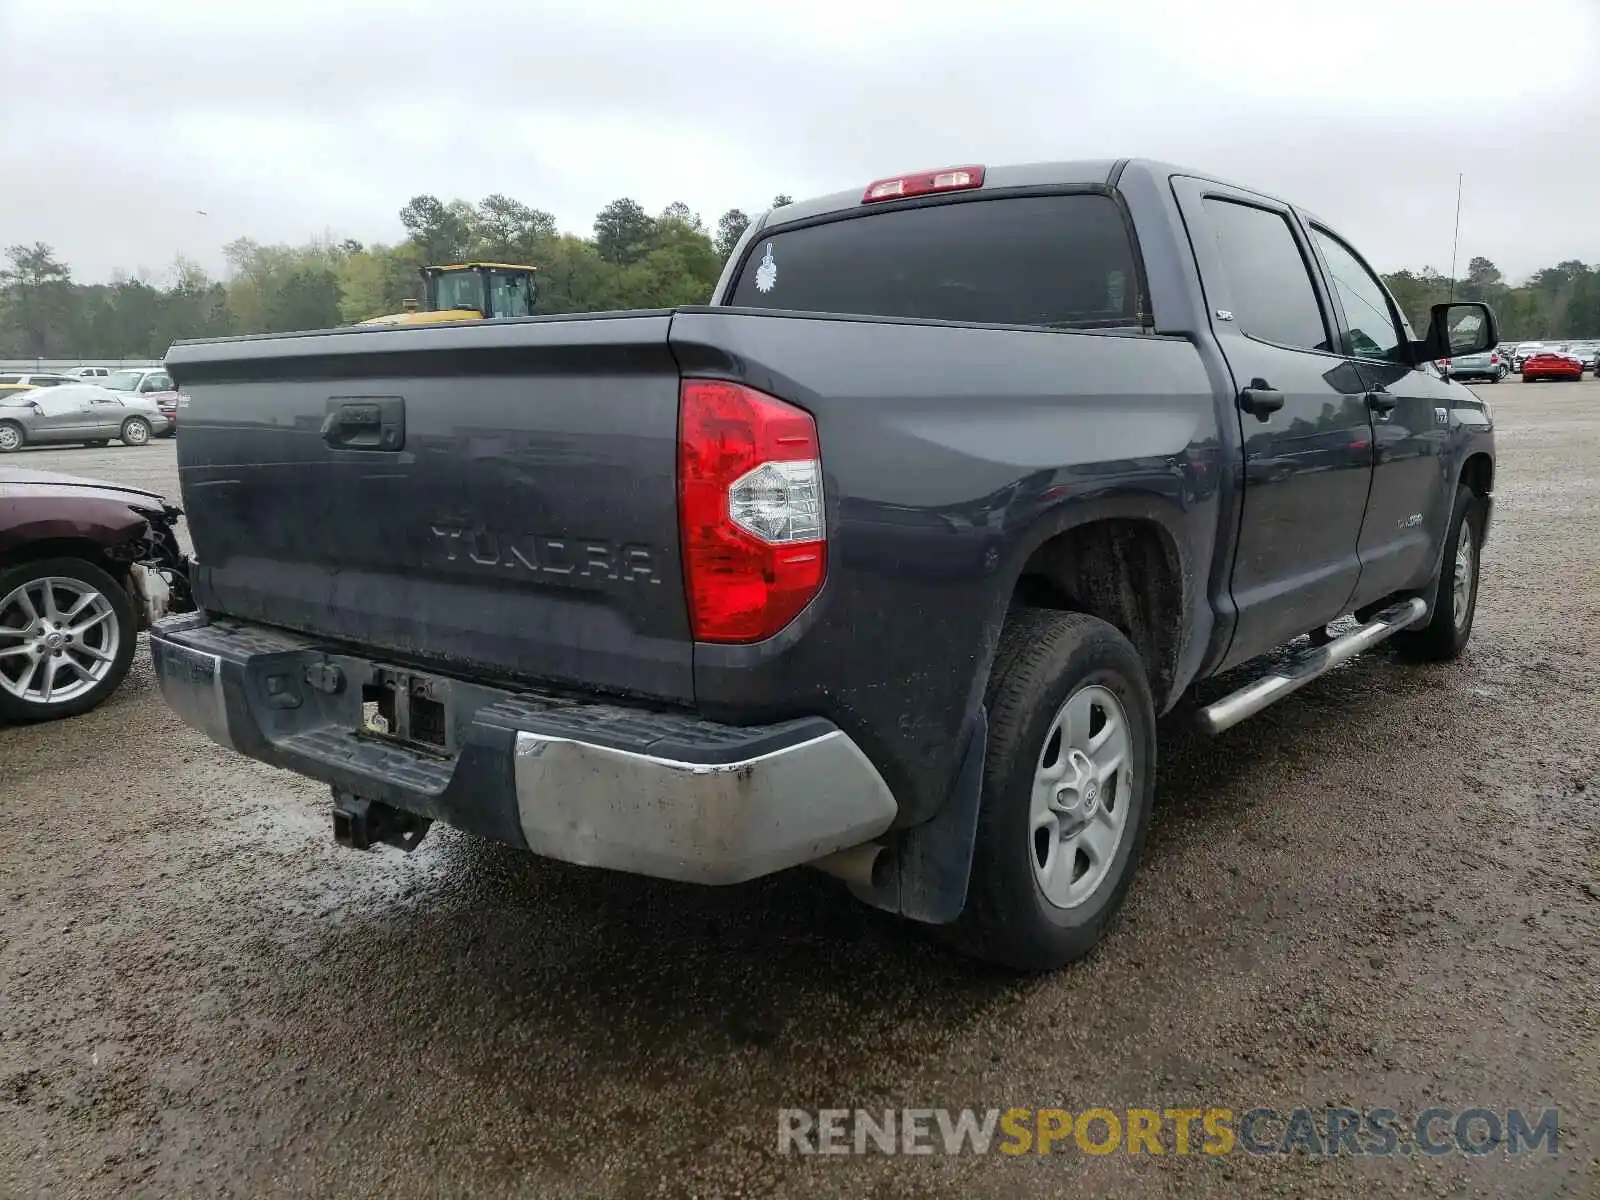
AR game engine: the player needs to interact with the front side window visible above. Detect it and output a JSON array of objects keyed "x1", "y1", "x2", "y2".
[
  {"x1": 1311, "y1": 229, "x2": 1406, "y2": 363},
  {"x1": 1201, "y1": 198, "x2": 1331, "y2": 352},
  {"x1": 487, "y1": 272, "x2": 533, "y2": 318}
]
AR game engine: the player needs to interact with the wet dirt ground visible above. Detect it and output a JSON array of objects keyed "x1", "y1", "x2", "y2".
[{"x1": 2, "y1": 382, "x2": 1597, "y2": 1198}]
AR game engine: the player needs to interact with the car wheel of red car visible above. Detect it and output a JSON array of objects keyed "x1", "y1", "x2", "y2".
[{"x1": 0, "y1": 557, "x2": 137, "y2": 722}]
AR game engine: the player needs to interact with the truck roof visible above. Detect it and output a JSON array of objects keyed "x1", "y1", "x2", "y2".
[{"x1": 763, "y1": 158, "x2": 1300, "y2": 229}]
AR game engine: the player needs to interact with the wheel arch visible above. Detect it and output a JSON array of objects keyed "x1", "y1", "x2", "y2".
[
  {"x1": 0, "y1": 536, "x2": 130, "y2": 584},
  {"x1": 1460, "y1": 450, "x2": 1493, "y2": 498},
  {"x1": 992, "y1": 499, "x2": 1194, "y2": 710}
]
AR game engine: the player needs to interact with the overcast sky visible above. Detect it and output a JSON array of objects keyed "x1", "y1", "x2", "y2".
[{"x1": 3, "y1": 0, "x2": 1597, "y2": 285}]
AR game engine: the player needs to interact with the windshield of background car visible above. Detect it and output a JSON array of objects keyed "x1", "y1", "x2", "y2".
[
  {"x1": 727, "y1": 193, "x2": 1144, "y2": 328},
  {"x1": 104, "y1": 370, "x2": 141, "y2": 391}
]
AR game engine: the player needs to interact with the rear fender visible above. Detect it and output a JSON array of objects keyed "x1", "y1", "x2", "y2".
[{"x1": 975, "y1": 492, "x2": 1204, "y2": 713}]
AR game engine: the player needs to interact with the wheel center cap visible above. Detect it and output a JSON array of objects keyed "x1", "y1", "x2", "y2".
[
  {"x1": 1081, "y1": 777, "x2": 1100, "y2": 816},
  {"x1": 42, "y1": 631, "x2": 63, "y2": 650}
]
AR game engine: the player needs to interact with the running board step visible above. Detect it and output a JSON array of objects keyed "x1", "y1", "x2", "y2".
[{"x1": 1198, "y1": 597, "x2": 1427, "y2": 735}]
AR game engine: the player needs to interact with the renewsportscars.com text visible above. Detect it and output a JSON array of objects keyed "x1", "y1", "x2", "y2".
[{"x1": 777, "y1": 1106, "x2": 1559, "y2": 1158}]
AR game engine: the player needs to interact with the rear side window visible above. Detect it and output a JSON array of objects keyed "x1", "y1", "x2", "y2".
[
  {"x1": 727, "y1": 194, "x2": 1143, "y2": 329},
  {"x1": 1201, "y1": 198, "x2": 1331, "y2": 353},
  {"x1": 0, "y1": 376, "x2": 18, "y2": 385}
]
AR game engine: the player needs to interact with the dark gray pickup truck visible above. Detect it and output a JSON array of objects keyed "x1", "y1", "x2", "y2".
[{"x1": 152, "y1": 159, "x2": 1497, "y2": 971}]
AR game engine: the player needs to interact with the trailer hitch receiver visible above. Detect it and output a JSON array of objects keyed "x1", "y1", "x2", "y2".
[{"x1": 332, "y1": 790, "x2": 432, "y2": 852}]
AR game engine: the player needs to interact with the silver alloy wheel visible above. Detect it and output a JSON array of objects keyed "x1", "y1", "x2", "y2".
[
  {"x1": 0, "y1": 424, "x2": 20, "y2": 451},
  {"x1": 1029, "y1": 683, "x2": 1135, "y2": 909},
  {"x1": 1452, "y1": 521, "x2": 1476, "y2": 631},
  {"x1": 123, "y1": 418, "x2": 150, "y2": 445},
  {"x1": 0, "y1": 576, "x2": 121, "y2": 705}
]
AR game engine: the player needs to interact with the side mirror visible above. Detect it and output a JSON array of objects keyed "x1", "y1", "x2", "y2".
[{"x1": 1416, "y1": 301, "x2": 1497, "y2": 363}]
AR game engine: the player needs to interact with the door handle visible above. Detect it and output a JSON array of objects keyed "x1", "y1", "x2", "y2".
[
  {"x1": 1238, "y1": 382, "x2": 1285, "y2": 421},
  {"x1": 1365, "y1": 391, "x2": 1398, "y2": 414}
]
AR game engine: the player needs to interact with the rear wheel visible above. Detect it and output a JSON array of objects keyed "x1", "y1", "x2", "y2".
[
  {"x1": 0, "y1": 421, "x2": 23, "y2": 453},
  {"x1": 120, "y1": 417, "x2": 151, "y2": 446},
  {"x1": 0, "y1": 557, "x2": 136, "y2": 721},
  {"x1": 1394, "y1": 485, "x2": 1483, "y2": 662},
  {"x1": 946, "y1": 610, "x2": 1157, "y2": 971}
]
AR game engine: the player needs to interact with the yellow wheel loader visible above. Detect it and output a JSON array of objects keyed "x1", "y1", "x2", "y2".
[{"x1": 359, "y1": 263, "x2": 537, "y2": 326}]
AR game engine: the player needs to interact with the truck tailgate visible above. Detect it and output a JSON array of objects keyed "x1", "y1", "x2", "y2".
[{"x1": 165, "y1": 313, "x2": 693, "y2": 702}]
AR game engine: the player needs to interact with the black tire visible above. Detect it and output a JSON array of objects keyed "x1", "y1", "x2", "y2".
[
  {"x1": 0, "y1": 557, "x2": 137, "y2": 722},
  {"x1": 945, "y1": 610, "x2": 1157, "y2": 972},
  {"x1": 1394, "y1": 485, "x2": 1484, "y2": 663},
  {"x1": 120, "y1": 417, "x2": 151, "y2": 447},
  {"x1": 0, "y1": 420, "x2": 23, "y2": 453}
]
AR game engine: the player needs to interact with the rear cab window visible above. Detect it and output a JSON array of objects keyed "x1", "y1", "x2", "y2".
[{"x1": 726, "y1": 193, "x2": 1144, "y2": 330}]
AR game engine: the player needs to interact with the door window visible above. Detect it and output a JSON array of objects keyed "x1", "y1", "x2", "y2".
[
  {"x1": 1201, "y1": 198, "x2": 1332, "y2": 352},
  {"x1": 1310, "y1": 229, "x2": 1406, "y2": 363}
]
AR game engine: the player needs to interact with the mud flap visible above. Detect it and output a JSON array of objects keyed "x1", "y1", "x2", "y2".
[{"x1": 850, "y1": 706, "x2": 986, "y2": 926}]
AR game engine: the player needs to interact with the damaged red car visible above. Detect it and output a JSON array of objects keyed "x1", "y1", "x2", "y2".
[{"x1": 0, "y1": 468, "x2": 192, "y2": 721}]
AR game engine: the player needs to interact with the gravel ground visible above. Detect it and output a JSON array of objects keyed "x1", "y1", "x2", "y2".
[{"x1": 2, "y1": 382, "x2": 1597, "y2": 1198}]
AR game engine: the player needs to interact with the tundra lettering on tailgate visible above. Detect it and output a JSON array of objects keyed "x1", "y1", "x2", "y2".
[{"x1": 429, "y1": 523, "x2": 662, "y2": 584}]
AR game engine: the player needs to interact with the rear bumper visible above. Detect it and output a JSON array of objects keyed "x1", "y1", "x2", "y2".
[{"x1": 149, "y1": 612, "x2": 898, "y2": 884}]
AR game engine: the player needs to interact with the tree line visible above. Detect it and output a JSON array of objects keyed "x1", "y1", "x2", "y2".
[{"x1": 2, "y1": 194, "x2": 1596, "y2": 359}]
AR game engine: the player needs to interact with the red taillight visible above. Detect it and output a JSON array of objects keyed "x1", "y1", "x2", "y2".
[
  {"x1": 862, "y1": 165, "x2": 985, "y2": 204},
  {"x1": 678, "y1": 380, "x2": 826, "y2": 643}
]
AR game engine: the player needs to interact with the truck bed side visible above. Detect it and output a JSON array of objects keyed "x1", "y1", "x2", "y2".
[{"x1": 669, "y1": 310, "x2": 1224, "y2": 824}]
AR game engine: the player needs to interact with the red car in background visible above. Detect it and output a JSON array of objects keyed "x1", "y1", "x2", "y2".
[
  {"x1": 155, "y1": 390, "x2": 187, "y2": 431},
  {"x1": 1521, "y1": 349, "x2": 1584, "y2": 382}
]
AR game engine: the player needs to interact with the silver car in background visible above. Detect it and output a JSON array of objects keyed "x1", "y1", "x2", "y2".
[
  {"x1": 1445, "y1": 349, "x2": 1509, "y2": 382},
  {"x1": 1511, "y1": 342, "x2": 1545, "y2": 371},
  {"x1": 0, "y1": 383, "x2": 171, "y2": 452},
  {"x1": 1564, "y1": 340, "x2": 1599, "y2": 370}
]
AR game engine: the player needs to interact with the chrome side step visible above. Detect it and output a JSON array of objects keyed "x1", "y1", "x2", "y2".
[{"x1": 1198, "y1": 598, "x2": 1427, "y2": 735}]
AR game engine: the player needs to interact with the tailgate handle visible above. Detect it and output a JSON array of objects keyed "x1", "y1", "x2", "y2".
[{"x1": 322, "y1": 396, "x2": 404, "y2": 451}]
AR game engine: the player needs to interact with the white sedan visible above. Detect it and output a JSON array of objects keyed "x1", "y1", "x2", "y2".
[{"x1": 0, "y1": 383, "x2": 172, "y2": 452}]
